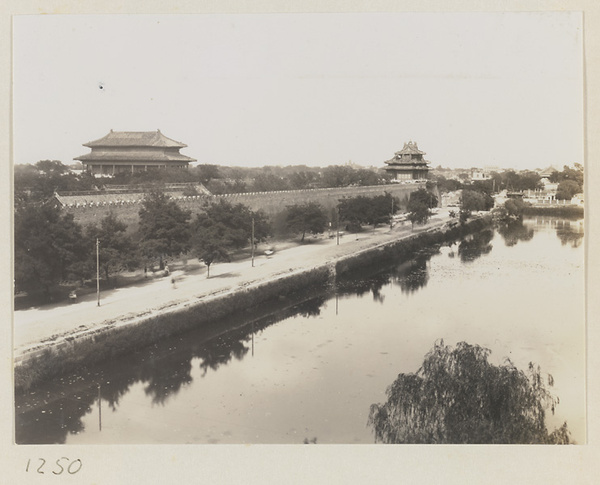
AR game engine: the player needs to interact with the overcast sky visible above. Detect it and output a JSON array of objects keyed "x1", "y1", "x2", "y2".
[{"x1": 13, "y1": 12, "x2": 583, "y2": 170}]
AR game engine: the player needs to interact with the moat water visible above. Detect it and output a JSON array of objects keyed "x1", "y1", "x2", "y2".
[{"x1": 15, "y1": 216, "x2": 585, "y2": 444}]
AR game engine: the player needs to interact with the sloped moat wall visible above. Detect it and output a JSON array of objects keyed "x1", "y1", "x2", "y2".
[
  {"x1": 62, "y1": 183, "x2": 432, "y2": 231},
  {"x1": 14, "y1": 215, "x2": 487, "y2": 392}
]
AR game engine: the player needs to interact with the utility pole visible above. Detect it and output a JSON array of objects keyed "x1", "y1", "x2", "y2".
[
  {"x1": 336, "y1": 210, "x2": 340, "y2": 246},
  {"x1": 251, "y1": 217, "x2": 255, "y2": 268},
  {"x1": 98, "y1": 384, "x2": 102, "y2": 431},
  {"x1": 390, "y1": 197, "x2": 394, "y2": 231},
  {"x1": 96, "y1": 238, "x2": 100, "y2": 306}
]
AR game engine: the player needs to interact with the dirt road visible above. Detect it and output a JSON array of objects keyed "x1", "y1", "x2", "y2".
[{"x1": 14, "y1": 213, "x2": 452, "y2": 352}]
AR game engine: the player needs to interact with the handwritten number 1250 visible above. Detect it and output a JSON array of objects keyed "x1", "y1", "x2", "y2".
[{"x1": 26, "y1": 458, "x2": 82, "y2": 475}]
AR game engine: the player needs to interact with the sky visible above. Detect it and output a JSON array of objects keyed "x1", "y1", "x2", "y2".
[{"x1": 12, "y1": 12, "x2": 583, "y2": 170}]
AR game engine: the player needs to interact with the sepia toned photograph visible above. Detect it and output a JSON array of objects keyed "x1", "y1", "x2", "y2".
[{"x1": 12, "y1": 11, "x2": 585, "y2": 450}]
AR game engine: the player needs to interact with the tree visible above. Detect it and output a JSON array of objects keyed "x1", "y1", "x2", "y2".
[
  {"x1": 549, "y1": 164, "x2": 584, "y2": 190},
  {"x1": 190, "y1": 199, "x2": 271, "y2": 277},
  {"x1": 252, "y1": 172, "x2": 289, "y2": 192},
  {"x1": 493, "y1": 198, "x2": 529, "y2": 223},
  {"x1": 354, "y1": 169, "x2": 382, "y2": 186},
  {"x1": 201, "y1": 199, "x2": 270, "y2": 248},
  {"x1": 320, "y1": 165, "x2": 359, "y2": 188},
  {"x1": 138, "y1": 190, "x2": 192, "y2": 267},
  {"x1": 288, "y1": 171, "x2": 319, "y2": 190},
  {"x1": 337, "y1": 193, "x2": 399, "y2": 230},
  {"x1": 206, "y1": 179, "x2": 247, "y2": 195},
  {"x1": 190, "y1": 218, "x2": 233, "y2": 278},
  {"x1": 406, "y1": 188, "x2": 438, "y2": 228},
  {"x1": 408, "y1": 187, "x2": 438, "y2": 209},
  {"x1": 14, "y1": 203, "x2": 87, "y2": 297},
  {"x1": 555, "y1": 180, "x2": 581, "y2": 200},
  {"x1": 337, "y1": 196, "x2": 373, "y2": 230},
  {"x1": 368, "y1": 340, "x2": 571, "y2": 444},
  {"x1": 285, "y1": 202, "x2": 328, "y2": 242},
  {"x1": 87, "y1": 212, "x2": 137, "y2": 285},
  {"x1": 194, "y1": 164, "x2": 222, "y2": 185},
  {"x1": 431, "y1": 175, "x2": 463, "y2": 194},
  {"x1": 14, "y1": 161, "x2": 98, "y2": 203},
  {"x1": 460, "y1": 190, "x2": 488, "y2": 212},
  {"x1": 459, "y1": 189, "x2": 493, "y2": 222}
]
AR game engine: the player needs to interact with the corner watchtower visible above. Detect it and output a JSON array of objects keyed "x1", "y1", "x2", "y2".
[{"x1": 383, "y1": 141, "x2": 430, "y2": 181}]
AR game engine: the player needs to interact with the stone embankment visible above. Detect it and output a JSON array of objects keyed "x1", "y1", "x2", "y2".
[{"x1": 14, "y1": 214, "x2": 491, "y2": 391}]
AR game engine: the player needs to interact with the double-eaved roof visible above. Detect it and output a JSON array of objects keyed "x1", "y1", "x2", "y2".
[
  {"x1": 384, "y1": 141, "x2": 428, "y2": 166},
  {"x1": 75, "y1": 130, "x2": 196, "y2": 170},
  {"x1": 394, "y1": 141, "x2": 425, "y2": 157},
  {"x1": 83, "y1": 129, "x2": 188, "y2": 148},
  {"x1": 76, "y1": 149, "x2": 194, "y2": 162}
]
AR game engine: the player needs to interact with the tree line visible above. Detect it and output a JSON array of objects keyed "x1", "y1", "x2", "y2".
[
  {"x1": 15, "y1": 186, "x2": 440, "y2": 303},
  {"x1": 14, "y1": 160, "x2": 395, "y2": 203},
  {"x1": 433, "y1": 164, "x2": 584, "y2": 201},
  {"x1": 14, "y1": 192, "x2": 270, "y2": 300}
]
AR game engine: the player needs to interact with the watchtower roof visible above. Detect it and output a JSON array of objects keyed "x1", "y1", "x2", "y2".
[{"x1": 394, "y1": 141, "x2": 425, "y2": 157}]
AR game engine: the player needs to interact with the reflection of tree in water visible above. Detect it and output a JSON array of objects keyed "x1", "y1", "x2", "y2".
[
  {"x1": 15, "y1": 291, "x2": 327, "y2": 443},
  {"x1": 198, "y1": 337, "x2": 250, "y2": 377},
  {"x1": 457, "y1": 229, "x2": 493, "y2": 263},
  {"x1": 15, "y1": 390, "x2": 90, "y2": 444},
  {"x1": 395, "y1": 254, "x2": 430, "y2": 294},
  {"x1": 15, "y1": 363, "x2": 140, "y2": 444},
  {"x1": 338, "y1": 269, "x2": 395, "y2": 302},
  {"x1": 337, "y1": 249, "x2": 438, "y2": 301},
  {"x1": 555, "y1": 220, "x2": 583, "y2": 248},
  {"x1": 497, "y1": 221, "x2": 535, "y2": 247},
  {"x1": 140, "y1": 348, "x2": 194, "y2": 405},
  {"x1": 293, "y1": 296, "x2": 327, "y2": 318},
  {"x1": 368, "y1": 340, "x2": 571, "y2": 444}
]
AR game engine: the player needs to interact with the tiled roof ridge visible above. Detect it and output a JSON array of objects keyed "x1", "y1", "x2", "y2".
[
  {"x1": 394, "y1": 140, "x2": 425, "y2": 156},
  {"x1": 83, "y1": 130, "x2": 188, "y2": 148}
]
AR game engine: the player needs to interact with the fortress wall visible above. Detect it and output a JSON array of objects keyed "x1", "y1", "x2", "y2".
[
  {"x1": 63, "y1": 183, "x2": 432, "y2": 229},
  {"x1": 213, "y1": 183, "x2": 424, "y2": 216}
]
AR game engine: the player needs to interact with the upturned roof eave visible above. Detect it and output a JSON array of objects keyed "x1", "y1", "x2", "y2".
[
  {"x1": 74, "y1": 154, "x2": 196, "y2": 162},
  {"x1": 83, "y1": 130, "x2": 187, "y2": 148}
]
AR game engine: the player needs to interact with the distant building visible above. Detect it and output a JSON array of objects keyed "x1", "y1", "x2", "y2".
[
  {"x1": 470, "y1": 169, "x2": 491, "y2": 181},
  {"x1": 75, "y1": 130, "x2": 196, "y2": 176},
  {"x1": 538, "y1": 165, "x2": 561, "y2": 178},
  {"x1": 383, "y1": 141, "x2": 430, "y2": 181}
]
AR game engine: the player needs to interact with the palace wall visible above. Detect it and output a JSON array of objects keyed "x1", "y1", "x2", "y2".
[{"x1": 61, "y1": 183, "x2": 432, "y2": 231}]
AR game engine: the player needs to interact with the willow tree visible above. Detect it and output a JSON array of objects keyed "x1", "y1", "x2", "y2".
[{"x1": 368, "y1": 340, "x2": 571, "y2": 444}]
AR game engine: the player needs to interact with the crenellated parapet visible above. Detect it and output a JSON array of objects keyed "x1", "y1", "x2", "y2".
[{"x1": 56, "y1": 182, "x2": 432, "y2": 230}]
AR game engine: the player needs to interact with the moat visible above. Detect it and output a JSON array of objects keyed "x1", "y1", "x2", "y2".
[{"x1": 15, "y1": 216, "x2": 584, "y2": 444}]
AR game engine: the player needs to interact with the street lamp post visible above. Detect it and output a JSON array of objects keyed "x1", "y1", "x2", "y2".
[
  {"x1": 96, "y1": 238, "x2": 100, "y2": 306},
  {"x1": 336, "y1": 209, "x2": 340, "y2": 246},
  {"x1": 251, "y1": 217, "x2": 255, "y2": 268}
]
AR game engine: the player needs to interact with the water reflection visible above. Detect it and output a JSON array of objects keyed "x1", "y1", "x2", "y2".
[
  {"x1": 15, "y1": 291, "x2": 328, "y2": 444},
  {"x1": 336, "y1": 248, "x2": 440, "y2": 303},
  {"x1": 293, "y1": 297, "x2": 327, "y2": 318},
  {"x1": 15, "y1": 218, "x2": 583, "y2": 444},
  {"x1": 497, "y1": 221, "x2": 535, "y2": 247},
  {"x1": 555, "y1": 219, "x2": 584, "y2": 248},
  {"x1": 337, "y1": 228, "x2": 496, "y2": 302},
  {"x1": 457, "y1": 229, "x2": 494, "y2": 262},
  {"x1": 141, "y1": 348, "x2": 194, "y2": 404}
]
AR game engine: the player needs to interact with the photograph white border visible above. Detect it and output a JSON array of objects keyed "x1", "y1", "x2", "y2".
[{"x1": 1, "y1": 1, "x2": 598, "y2": 483}]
